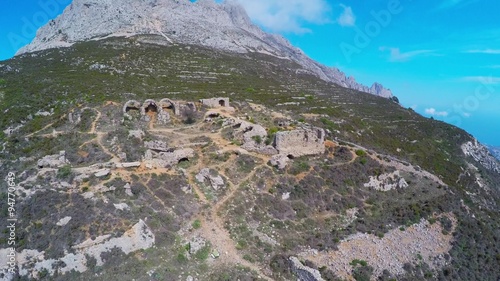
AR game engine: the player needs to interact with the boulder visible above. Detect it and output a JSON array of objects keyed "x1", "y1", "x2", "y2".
[
  {"x1": 94, "y1": 169, "x2": 110, "y2": 178},
  {"x1": 37, "y1": 151, "x2": 69, "y2": 168},
  {"x1": 145, "y1": 140, "x2": 169, "y2": 152},
  {"x1": 196, "y1": 168, "x2": 225, "y2": 190},
  {"x1": 116, "y1": 162, "x2": 141, "y2": 168},
  {"x1": 289, "y1": 256, "x2": 325, "y2": 281},
  {"x1": 270, "y1": 154, "x2": 290, "y2": 169},
  {"x1": 128, "y1": 130, "x2": 145, "y2": 140}
]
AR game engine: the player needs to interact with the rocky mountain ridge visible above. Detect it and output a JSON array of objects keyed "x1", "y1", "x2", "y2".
[
  {"x1": 1, "y1": 35, "x2": 500, "y2": 280},
  {"x1": 487, "y1": 145, "x2": 500, "y2": 161},
  {"x1": 16, "y1": 0, "x2": 394, "y2": 98},
  {"x1": 462, "y1": 139, "x2": 500, "y2": 175}
]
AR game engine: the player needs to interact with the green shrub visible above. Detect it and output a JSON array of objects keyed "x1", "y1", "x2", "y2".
[
  {"x1": 192, "y1": 219, "x2": 201, "y2": 229},
  {"x1": 245, "y1": 87, "x2": 255, "y2": 93},
  {"x1": 195, "y1": 245, "x2": 211, "y2": 261},
  {"x1": 57, "y1": 165, "x2": 72, "y2": 179},
  {"x1": 176, "y1": 253, "x2": 188, "y2": 263},
  {"x1": 266, "y1": 127, "x2": 279, "y2": 145},
  {"x1": 289, "y1": 161, "x2": 310, "y2": 175},
  {"x1": 236, "y1": 240, "x2": 248, "y2": 250},
  {"x1": 355, "y1": 149, "x2": 366, "y2": 157},
  {"x1": 350, "y1": 259, "x2": 368, "y2": 267},
  {"x1": 252, "y1": 135, "x2": 262, "y2": 144}
]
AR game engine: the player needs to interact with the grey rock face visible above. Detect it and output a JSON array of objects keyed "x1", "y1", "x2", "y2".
[
  {"x1": 144, "y1": 140, "x2": 169, "y2": 152},
  {"x1": 17, "y1": 0, "x2": 393, "y2": 98},
  {"x1": 128, "y1": 129, "x2": 145, "y2": 140},
  {"x1": 195, "y1": 168, "x2": 225, "y2": 190},
  {"x1": 275, "y1": 127, "x2": 325, "y2": 158},
  {"x1": 94, "y1": 169, "x2": 111, "y2": 178},
  {"x1": 225, "y1": 118, "x2": 278, "y2": 155},
  {"x1": 188, "y1": 236, "x2": 207, "y2": 255},
  {"x1": 270, "y1": 154, "x2": 290, "y2": 169},
  {"x1": 289, "y1": 256, "x2": 325, "y2": 281},
  {"x1": 462, "y1": 139, "x2": 500, "y2": 174},
  {"x1": 37, "y1": 151, "x2": 69, "y2": 168},
  {"x1": 487, "y1": 145, "x2": 500, "y2": 161}
]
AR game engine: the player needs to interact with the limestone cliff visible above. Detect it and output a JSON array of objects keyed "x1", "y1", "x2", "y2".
[{"x1": 17, "y1": 0, "x2": 393, "y2": 98}]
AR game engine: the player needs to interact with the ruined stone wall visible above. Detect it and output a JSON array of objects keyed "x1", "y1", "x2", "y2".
[
  {"x1": 200, "y1": 97, "x2": 229, "y2": 108},
  {"x1": 274, "y1": 127, "x2": 325, "y2": 157}
]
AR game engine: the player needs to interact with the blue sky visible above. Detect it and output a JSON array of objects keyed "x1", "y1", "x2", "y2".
[{"x1": 1, "y1": 0, "x2": 499, "y2": 146}]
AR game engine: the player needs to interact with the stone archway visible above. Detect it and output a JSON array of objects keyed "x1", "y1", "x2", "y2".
[
  {"x1": 146, "y1": 103, "x2": 158, "y2": 113},
  {"x1": 219, "y1": 99, "x2": 226, "y2": 107},
  {"x1": 159, "y1": 98, "x2": 179, "y2": 116},
  {"x1": 142, "y1": 100, "x2": 158, "y2": 113},
  {"x1": 123, "y1": 100, "x2": 141, "y2": 113}
]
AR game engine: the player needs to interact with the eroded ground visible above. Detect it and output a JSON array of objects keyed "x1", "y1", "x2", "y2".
[{"x1": 1, "y1": 100, "x2": 460, "y2": 281}]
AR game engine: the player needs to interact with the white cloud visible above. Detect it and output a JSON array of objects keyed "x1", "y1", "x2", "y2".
[
  {"x1": 425, "y1": 108, "x2": 449, "y2": 117},
  {"x1": 337, "y1": 4, "x2": 355, "y2": 27},
  {"x1": 234, "y1": 0, "x2": 331, "y2": 34},
  {"x1": 462, "y1": 76, "x2": 500, "y2": 84},
  {"x1": 463, "y1": 112, "x2": 471, "y2": 117},
  {"x1": 465, "y1": 49, "x2": 500, "y2": 54},
  {"x1": 379, "y1": 47, "x2": 436, "y2": 62}
]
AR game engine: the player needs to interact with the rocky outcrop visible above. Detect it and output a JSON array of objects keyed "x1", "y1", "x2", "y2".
[
  {"x1": 128, "y1": 129, "x2": 145, "y2": 140},
  {"x1": 115, "y1": 162, "x2": 141, "y2": 168},
  {"x1": 364, "y1": 170, "x2": 409, "y2": 191},
  {"x1": 275, "y1": 127, "x2": 325, "y2": 158},
  {"x1": 12, "y1": 220, "x2": 154, "y2": 279},
  {"x1": 195, "y1": 168, "x2": 225, "y2": 190},
  {"x1": 224, "y1": 118, "x2": 278, "y2": 155},
  {"x1": 37, "y1": 151, "x2": 69, "y2": 168},
  {"x1": 487, "y1": 145, "x2": 500, "y2": 161},
  {"x1": 289, "y1": 256, "x2": 325, "y2": 281},
  {"x1": 144, "y1": 140, "x2": 169, "y2": 152},
  {"x1": 239, "y1": 122, "x2": 273, "y2": 153},
  {"x1": 270, "y1": 154, "x2": 290, "y2": 169},
  {"x1": 462, "y1": 139, "x2": 500, "y2": 174},
  {"x1": 16, "y1": 0, "x2": 393, "y2": 98}
]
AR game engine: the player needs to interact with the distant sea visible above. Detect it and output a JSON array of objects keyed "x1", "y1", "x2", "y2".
[
  {"x1": 457, "y1": 112, "x2": 500, "y2": 147},
  {"x1": 416, "y1": 110, "x2": 500, "y2": 147}
]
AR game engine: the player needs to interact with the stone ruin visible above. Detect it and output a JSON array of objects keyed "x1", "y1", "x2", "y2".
[
  {"x1": 144, "y1": 147, "x2": 195, "y2": 169},
  {"x1": 223, "y1": 118, "x2": 278, "y2": 155},
  {"x1": 123, "y1": 98, "x2": 197, "y2": 124},
  {"x1": 274, "y1": 126, "x2": 325, "y2": 158},
  {"x1": 218, "y1": 116, "x2": 326, "y2": 168},
  {"x1": 141, "y1": 139, "x2": 194, "y2": 169},
  {"x1": 200, "y1": 97, "x2": 229, "y2": 108},
  {"x1": 121, "y1": 98, "x2": 326, "y2": 170}
]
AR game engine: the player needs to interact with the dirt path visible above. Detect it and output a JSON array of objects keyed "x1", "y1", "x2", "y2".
[{"x1": 87, "y1": 107, "x2": 101, "y2": 134}]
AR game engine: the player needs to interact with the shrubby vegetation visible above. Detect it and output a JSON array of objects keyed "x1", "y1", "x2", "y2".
[{"x1": 0, "y1": 36, "x2": 499, "y2": 280}]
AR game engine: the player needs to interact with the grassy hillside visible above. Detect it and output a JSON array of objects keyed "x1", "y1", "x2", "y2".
[{"x1": 0, "y1": 35, "x2": 499, "y2": 280}]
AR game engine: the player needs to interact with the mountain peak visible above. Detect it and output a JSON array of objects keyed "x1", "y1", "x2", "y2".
[{"x1": 17, "y1": 0, "x2": 393, "y2": 98}]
